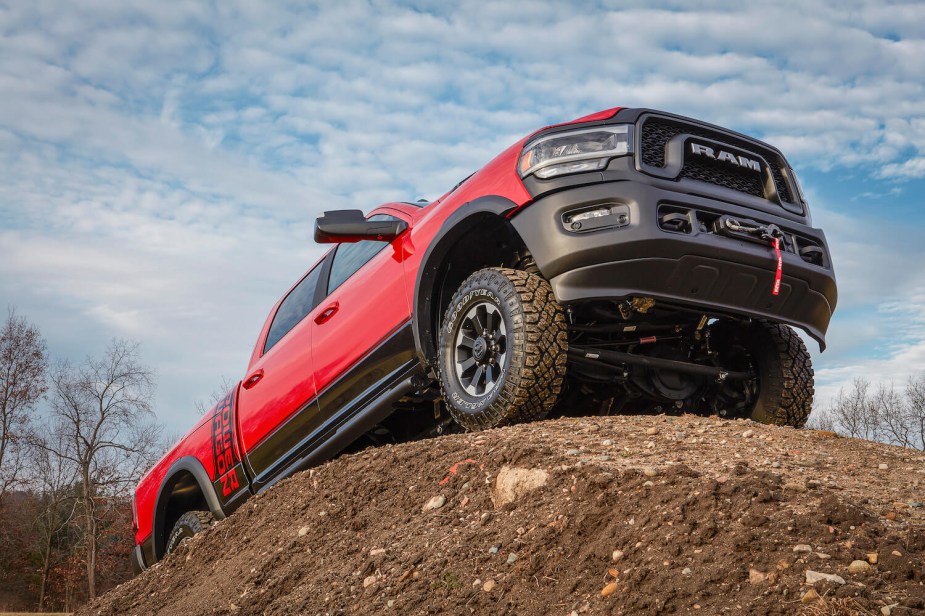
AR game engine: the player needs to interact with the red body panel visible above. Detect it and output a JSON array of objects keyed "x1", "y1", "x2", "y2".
[
  {"x1": 134, "y1": 413, "x2": 216, "y2": 544},
  {"x1": 237, "y1": 296, "x2": 316, "y2": 459},
  {"x1": 309, "y1": 217, "x2": 412, "y2": 401},
  {"x1": 133, "y1": 107, "x2": 622, "y2": 558}
]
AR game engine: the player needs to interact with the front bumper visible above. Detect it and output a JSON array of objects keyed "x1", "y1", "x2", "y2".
[{"x1": 510, "y1": 180, "x2": 837, "y2": 349}]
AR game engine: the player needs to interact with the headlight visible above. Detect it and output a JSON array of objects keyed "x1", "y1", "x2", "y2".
[{"x1": 518, "y1": 124, "x2": 633, "y2": 180}]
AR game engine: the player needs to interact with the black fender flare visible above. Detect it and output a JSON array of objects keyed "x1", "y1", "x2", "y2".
[
  {"x1": 152, "y1": 456, "x2": 226, "y2": 560},
  {"x1": 412, "y1": 195, "x2": 530, "y2": 367}
]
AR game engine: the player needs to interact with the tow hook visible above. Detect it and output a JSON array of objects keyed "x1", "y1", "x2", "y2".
[{"x1": 719, "y1": 216, "x2": 784, "y2": 295}]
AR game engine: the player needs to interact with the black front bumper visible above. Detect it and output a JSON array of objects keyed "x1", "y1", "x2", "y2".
[{"x1": 510, "y1": 180, "x2": 837, "y2": 349}]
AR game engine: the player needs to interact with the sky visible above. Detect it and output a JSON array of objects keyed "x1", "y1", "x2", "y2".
[{"x1": 1, "y1": 0, "x2": 924, "y2": 435}]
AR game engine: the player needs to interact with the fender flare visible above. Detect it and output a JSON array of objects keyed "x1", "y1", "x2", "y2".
[
  {"x1": 412, "y1": 195, "x2": 529, "y2": 367},
  {"x1": 152, "y1": 456, "x2": 225, "y2": 560}
]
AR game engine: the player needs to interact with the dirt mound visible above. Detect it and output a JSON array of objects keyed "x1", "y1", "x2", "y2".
[{"x1": 82, "y1": 415, "x2": 925, "y2": 615}]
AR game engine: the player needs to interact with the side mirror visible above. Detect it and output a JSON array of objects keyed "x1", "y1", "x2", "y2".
[{"x1": 313, "y1": 210, "x2": 408, "y2": 244}]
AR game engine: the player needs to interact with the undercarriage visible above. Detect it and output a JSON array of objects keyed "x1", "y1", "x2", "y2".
[{"x1": 560, "y1": 297, "x2": 759, "y2": 418}]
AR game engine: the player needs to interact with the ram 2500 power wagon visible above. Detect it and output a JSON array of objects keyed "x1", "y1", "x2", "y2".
[{"x1": 131, "y1": 107, "x2": 837, "y2": 571}]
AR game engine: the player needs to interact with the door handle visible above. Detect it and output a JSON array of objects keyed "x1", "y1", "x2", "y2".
[
  {"x1": 314, "y1": 301, "x2": 340, "y2": 324},
  {"x1": 242, "y1": 369, "x2": 264, "y2": 390}
]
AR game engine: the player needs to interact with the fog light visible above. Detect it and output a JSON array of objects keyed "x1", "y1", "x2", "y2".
[
  {"x1": 561, "y1": 203, "x2": 630, "y2": 233},
  {"x1": 566, "y1": 207, "x2": 613, "y2": 223}
]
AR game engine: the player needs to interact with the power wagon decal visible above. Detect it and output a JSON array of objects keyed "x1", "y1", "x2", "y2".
[{"x1": 210, "y1": 390, "x2": 247, "y2": 504}]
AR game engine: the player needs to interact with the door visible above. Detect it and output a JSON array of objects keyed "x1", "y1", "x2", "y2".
[
  {"x1": 237, "y1": 258, "x2": 326, "y2": 479},
  {"x1": 311, "y1": 212, "x2": 415, "y2": 421}
]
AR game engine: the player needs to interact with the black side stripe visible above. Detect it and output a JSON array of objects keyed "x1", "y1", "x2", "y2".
[{"x1": 246, "y1": 321, "x2": 418, "y2": 485}]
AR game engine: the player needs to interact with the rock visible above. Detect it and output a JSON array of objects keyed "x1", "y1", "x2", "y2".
[
  {"x1": 882, "y1": 606, "x2": 894, "y2": 615},
  {"x1": 643, "y1": 467, "x2": 658, "y2": 477},
  {"x1": 682, "y1": 567, "x2": 692, "y2": 575},
  {"x1": 793, "y1": 544, "x2": 812, "y2": 553},
  {"x1": 472, "y1": 578, "x2": 482, "y2": 589},
  {"x1": 507, "y1": 553, "x2": 518, "y2": 564},
  {"x1": 601, "y1": 582, "x2": 618, "y2": 597},
  {"x1": 878, "y1": 463, "x2": 889, "y2": 470},
  {"x1": 815, "y1": 552, "x2": 831, "y2": 560},
  {"x1": 492, "y1": 466, "x2": 549, "y2": 508},
  {"x1": 801, "y1": 589, "x2": 820, "y2": 604},
  {"x1": 602, "y1": 439, "x2": 614, "y2": 446},
  {"x1": 892, "y1": 550, "x2": 902, "y2": 557},
  {"x1": 612, "y1": 549, "x2": 624, "y2": 562},
  {"x1": 771, "y1": 461, "x2": 781, "y2": 469},
  {"x1": 363, "y1": 575, "x2": 377, "y2": 588},
  {"x1": 488, "y1": 546, "x2": 499, "y2": 554},
  {"x1": 742, "y1": 429, "x2": 754, "y2": 438},
  {"x1": 646, "y1": 427, "x2": 659, "y2": 436},
  {"x1": 847, "y1": 560, "x2": 871, "y2": 574},
  {"x1": 566, "y1": 448, "x2": 582, "y2": 455},
  {"x1": 482, "y1": 579, "x2": 496, "y2": 592},
  {"x1": 805, "y1": 570, "x2": 845, "y2": 585},
  {"x1": 748, "y1": 568, "x2": 766, "y2": 584},
  {"x1": 480, "y1": 512, "x2": 492, "y2": 525},
  {"x1": 643, "y1": 480, "x2": 654, "y2": 487},
  {"x1": 387, "y1": 600, "x2": 395, "y2": 608},
  {"x1": 422, "y1": 495, "x2": 446, "y2": 511},
  {"x1": 867, "y1": 552, "x2": 878, "y2": 564},
  {"x1": 910, "y1": 501, "x2": 924, "y2": 508},
  {"x1": 369, "y1": 548, "x2": 386, "y2": 560},
  {"x1": 297, "y1": 526, "x2": 309, "y2": 537}
]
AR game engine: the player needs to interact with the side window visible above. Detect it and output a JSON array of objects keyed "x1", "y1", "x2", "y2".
[
  {"x1": 264, "y1": 263, "x2": 324, "y2": 354},
  {"x1": 326, "y1": 215, "x2": 398, "y2": 295}
]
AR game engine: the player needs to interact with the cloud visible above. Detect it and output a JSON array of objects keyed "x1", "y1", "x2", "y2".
[{"x1": 1, "y1": 0, "x2": 924, "y2": 431}]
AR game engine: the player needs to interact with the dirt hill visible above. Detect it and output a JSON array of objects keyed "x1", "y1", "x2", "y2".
[{"x1": 82, "y1": 415, "x2": 925, "y2": 615}]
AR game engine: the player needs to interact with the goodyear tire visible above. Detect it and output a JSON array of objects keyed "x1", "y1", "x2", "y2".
[
  {"x1": 165, "y1": 510, "x2": 215, "y2": 554},
  {"x1": 712, "y1": 321, "x2": 814, "y2": 428},
  {"x1": 438, "y1": 267, "x2": 567, "y2": 431}
]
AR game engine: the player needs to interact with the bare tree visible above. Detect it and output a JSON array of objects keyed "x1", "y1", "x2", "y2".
[
  {"x1": 876, "y1": 382, "x2": 913, "y2": 448},
  {"x1": 42, "y1": 339, "x2": 162, "y2": 600},
  {"x1": 194, "y1": 375, "x2": 235, "y2": 415},
  {"x1": 830, "y1": 377, "x2": 881, "y2": 441},
  {"x1": 29, "y1": 431, "x2": 78, "y2": 611},
  {"x1": 0, "y1": 308, "x2": 48, "y2": 502},
  {"x1": 902, "y1": 373, "x2": 925, "y2": 451},
  {"x1": 807, "y1": 405, "x2": 836, "y2": 432}
]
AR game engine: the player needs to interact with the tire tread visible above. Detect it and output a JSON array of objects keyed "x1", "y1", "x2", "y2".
[{"x1": 438, "y1": 267, "x2": 568, "y2": 431}]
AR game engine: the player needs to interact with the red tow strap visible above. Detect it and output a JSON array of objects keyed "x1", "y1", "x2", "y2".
[{"x1": 771, "y1": 237, "x2": 782, "y2": 296}]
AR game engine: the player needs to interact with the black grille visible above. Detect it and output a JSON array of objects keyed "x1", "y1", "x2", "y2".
[
  {"x1": 679, "y1": 157, "x2": 765, "y2": 199},
  {"x1": 640, "y1": 117, "x2": 793, "y2": 203}
]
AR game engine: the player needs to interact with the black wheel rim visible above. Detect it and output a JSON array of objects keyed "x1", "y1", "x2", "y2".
[{"x1": 453, "y1": 300, "x2": 508, "y2": 397}]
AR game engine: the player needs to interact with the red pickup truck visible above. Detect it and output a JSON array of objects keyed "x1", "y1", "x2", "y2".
[{"x1": 131, "y1": 107, "x2": 837, "y2": 572}]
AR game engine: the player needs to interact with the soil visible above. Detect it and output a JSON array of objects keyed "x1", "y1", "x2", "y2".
[{"x1": 81, "y1": 415, "x2": 925, "y2": 615}]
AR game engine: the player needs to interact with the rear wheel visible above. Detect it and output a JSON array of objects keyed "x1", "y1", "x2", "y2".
[
  {"x1": 165, "y1": 510, "x2": 215, "y2": 554},
  {"x1": 437, "y1": 267, "x2": 568, "y2": 431},
  {"x1": 711, "y1": 321, "x2": 814, "y2": 427}
]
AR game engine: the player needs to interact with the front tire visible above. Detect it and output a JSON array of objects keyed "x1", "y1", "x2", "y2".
[
  {"x1": 165, "y1": 510, "x2": 215, "y2": 554},
  {"x1": 712, "y1": 321, "x2": 814, "y2": 427},
  {"x1": 437, "y1": 268, "x2": 567, "y2": 431}
]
